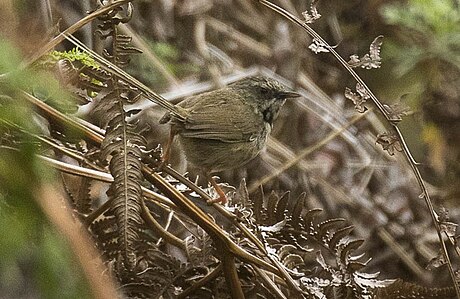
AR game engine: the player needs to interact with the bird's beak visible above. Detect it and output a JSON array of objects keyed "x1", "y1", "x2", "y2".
[{"x1": 277, "y1": 91, "x2": 301, "y2": 99}]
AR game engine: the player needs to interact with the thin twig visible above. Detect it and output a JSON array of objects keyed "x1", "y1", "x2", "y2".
[
  {"x1": 253, "y1": 266, "x2": 288, "y2": 299},
  {"x1": 194, "y1": 16, "x2": 223, "y2": 87},
  {"x1": 38, "y1": 154, "x2": 175, "y2": 209},
  {"x1": 249, "y1": 110, "x2": 370, "y2": 192},
  {"x1": 140, "y1": 195, "x2": 189, "y2": 251},
  {"x1": 220, "y1": 254, "x2": 245, "y2": 298},
  {"x1": 118, "y1": 23, "x2": 180, "y2": 86},
  {"x1": 178, "y1": 264, "x2": 223, "y2": 299}
]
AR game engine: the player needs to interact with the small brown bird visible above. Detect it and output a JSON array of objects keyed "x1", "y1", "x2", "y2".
[{"x1": 160, "y1": 76, "x2": 300, "y2": 204}]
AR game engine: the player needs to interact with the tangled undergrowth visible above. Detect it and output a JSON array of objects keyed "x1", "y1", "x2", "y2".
[{"x1": 1, "y1": 0, "x2": 459, "y2": 298}]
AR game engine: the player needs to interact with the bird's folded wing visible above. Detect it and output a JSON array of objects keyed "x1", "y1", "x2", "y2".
[{"x1": 178, "y1": 90, "x2": 263, "y2": 143}]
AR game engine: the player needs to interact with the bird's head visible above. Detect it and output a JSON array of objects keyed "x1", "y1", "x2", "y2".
[{"x1": 230, "y1": 76, "x2": 300, "y2": 124}]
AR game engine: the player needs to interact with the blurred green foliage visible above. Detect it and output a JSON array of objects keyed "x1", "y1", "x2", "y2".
[
  {"x1": 127, "y1": 41, "x2": 199, "y2": 88},
  {"x1": 36, "y1": 48, "x2": 100, "y2": 113},
  {"x1": 381, "y1": 0, "x2": 460, "y2": 95},
  {"x1": 380, "y1": 0, "x2": 460, "y2": 195},
  {"x1": 0, "y1": 39, "x2": 92, "y2": 298}
]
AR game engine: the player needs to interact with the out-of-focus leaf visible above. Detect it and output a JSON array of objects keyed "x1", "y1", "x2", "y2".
[{"x1": 302, "y1": 0, "x2": 321, "y2": 24}]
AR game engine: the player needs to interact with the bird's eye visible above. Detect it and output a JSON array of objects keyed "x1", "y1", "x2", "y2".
[{"x1": 260, "y1": 87, "x2": 269, "y2": 94}]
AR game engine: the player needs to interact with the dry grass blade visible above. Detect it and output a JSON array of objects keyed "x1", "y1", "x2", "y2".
[{"x1": 36, "y1": 185, "x2": 120, "y2": 299}]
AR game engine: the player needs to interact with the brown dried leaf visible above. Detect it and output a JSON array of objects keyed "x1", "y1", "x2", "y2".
[
  {"x1": 426, "y1": 250, "x2": 447, "y2": 270},
  {"x1": 440, "y1": 221, "x2": 458, "y2": 238},
  {"x1": 356, "y1": 83, "x2": 370, "y2": 99},
  {"x1": 438, "y1": 206, "x2": 449, "y2": 222},
  {"x1": 383, "y1": 101, "x2": 412, "y2": 122},
  {"x1": 308, "y1": 38, "x2": 329, "y2": 54},
  {"x1": 376, "y1": 132, "x2": 402, "y2": 156},
  {"x1": 302, "y1": 0, "x2": 321, "y2": 24},
  {"x1": 369, "y1": 35, "x2": 384, "y2": 63},
  {"x1": 348, "y1": 35, "x2": 383, "y2": 69},
  {"x1": 345, "y1": 87, "x2": 367, "y2": 113}
]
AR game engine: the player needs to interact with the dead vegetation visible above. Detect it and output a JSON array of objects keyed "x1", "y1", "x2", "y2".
[{"x1": 0, "y1": 0, "x2": 459, "y2": 298}]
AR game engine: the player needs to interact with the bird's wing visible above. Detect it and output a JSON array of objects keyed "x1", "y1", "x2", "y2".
[{"x1": 177, "y1": 89, "x2": 263, "y2": 143}]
